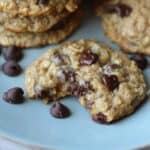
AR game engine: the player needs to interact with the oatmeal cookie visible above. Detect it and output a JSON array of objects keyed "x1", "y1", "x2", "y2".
[
  {"x1": 95, "y1": 0, "x2": 150, "y2": 55},
  {"x1": 0, "y1": 0, "x2": 81, "y2": 16},
  {"x1": 25, "y1": 40, "x2": 147, "y2": 123},
  {"x1": 0, "y1": 10, "x2": 82, "y2": 47},
  {"x1": 0, "y1": 10, "x2": 70, "y2": 33}
]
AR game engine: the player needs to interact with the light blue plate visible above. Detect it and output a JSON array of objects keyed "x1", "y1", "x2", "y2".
[{"x1": 0, "y1": 9, "x2": 150, "y2": 150}]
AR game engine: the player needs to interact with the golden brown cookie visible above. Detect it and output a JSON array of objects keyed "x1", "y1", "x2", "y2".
[
  {"x1": 0, "y1": 0, "x2": 81, "y2": 16},
  {"x1": 95, "y1": 0, "x2": 150, "y2": 55},
  {"x1": 0, "y1": 10, "x2": 83, "y2": 47},
  {"x1": 25, "y1": 40, "x2": 147, "y2": 123}
]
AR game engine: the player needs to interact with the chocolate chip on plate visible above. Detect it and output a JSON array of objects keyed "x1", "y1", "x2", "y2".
[
  {"x1": 2, "y1": 60, "x2": 22, "y2": 76},
  {"x1": 3, "y1": 87, "x2": 24, "y2": 104},
  {"x1": 130, "y1": 55, "x2": 148, "y2": 70},
  {"x1": 105, "y1": 3, "x2": 132, "y2": 17},
  {"x1": 102, "y1": 74, "x2": 119, "y2": 91},
  {"x1": 50, "y1": 102, "x2": 71, "y2": 118},
  {"x1": 92, "y1": 113, "x2": 107, "y2": 124},
  {"x1": 2, "y1": 46, "x2": 23, "y2": 62},
  {"x1": 80, "y1": 50, "x2": 98, "y2": 65}
]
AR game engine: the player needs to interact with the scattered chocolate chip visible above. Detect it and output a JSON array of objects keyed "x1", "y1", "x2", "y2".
[
  {"x1": 64, "y1": 71, "x2": 76, "y2": 83},
  {"x1": 102, "y1": 74, "x2": 119, "y2": 91},
  {"x1": 92, "y1": 113, "x2": 107, "y2": 124},
  {"x1": 2, "y1": 46, "x2": 23, "y2": 62},
  {"x1": 36, "y1": 0, "x2": 48, "y2": 5},
  {"x1": 68, "y1": 82, "x2": 91, "y2": 97},
  {"x1": 50, "y1": 102, "x2": 70, "y2": 118},
  {"x1": 3, "y1": 87, "x2": 24, "y2": 104},
  {"x1": 2, "y1": 61, "x2": 22, "y2": 76},
  {"x1": 105, "y1": 3, "x2": 132, "y2": 17},
  {"x1": 80, "y1": 50, "x2": 98, "y2": 65},
  {"x1": 130, "y1": 55, "x2": 148, "y2": 70}
]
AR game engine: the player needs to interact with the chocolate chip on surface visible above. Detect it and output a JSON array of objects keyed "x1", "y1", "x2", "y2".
[
  {"x1": 50, "y1": 102, "x2": 71, "y2": 118},
  {"x1": 3, "y1": 87, "x2": 24, "y2": 104},
  {"x1": 80, "y1": 50, "x2": 98, "y2": 65},
  {"x1": 2, "y1": 46, "x2": 23, "y2": 62},
  {"x1": 2, "y1": 61, "x2": 22, "y2": 76},
  {"x1": 102, "y1": 74, "x2": 119, "y2": 91},
  {"x1": 105, "y1": 3, "x2": 132, "y2": 17},
  {"x1": 130, "y1": 55, "x2": 148, "y2": 70},
  {"x1": 92, "y1": 113, "x2": 108, "y2": 124}
]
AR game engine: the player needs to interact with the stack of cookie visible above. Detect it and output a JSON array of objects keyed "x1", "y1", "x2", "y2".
[
  {"x1": 0, "y1": 0, "x2": 83, "y2": 48},
  {"x1": 94, "y1": 0, "x2": 150, "y2": 56}
]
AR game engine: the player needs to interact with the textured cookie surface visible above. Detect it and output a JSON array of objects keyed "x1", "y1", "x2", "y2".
[
  {"x1": 0, "y1": 10, "x2": 69, "y2": 33},
  {"x1": 0, "y1": 10, "x2": 82, "y2": 47},
  {"x1": 95, "y1": 0, "x2": 150, "y2": 55},
  {"x1": 25, "y1": 40, "x2": 147, "y2": 123},
  {"x1": 0, "y1": 0, "x2": 81, "y2": 16}
]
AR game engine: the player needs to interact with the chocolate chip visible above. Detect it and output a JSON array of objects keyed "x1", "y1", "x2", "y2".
[
  {"x1": 2, "y1": 46, "x2": 23, "y2": 62},
  {"x1": 130, "y1": 55, "x2": 148, "y2": 70},
  {"x1": 35, "y1": 88, "x2": 53, "y2": 101},
  {"x1": 2, "y1": 61, "x2": 22, "y2": 76},
  {"x1": 64, "y1": 71, "x2": 76, "y2": 83},
  {"x1": 3, "y1": 87, "x2": 24, "y2": 104},
  {"x1": 50, "y1": 102, "x2": 70, "y2": 118},
  {"x1": 92, "y1": 113, "x2": 107, "y2": 124},
  {"x1": 80, "y1": 50, "x2": 98, "y2": 65},
  {"x1": 36, "y1": 0, "x2": 48, "y2": 5},
  {"x1": 68, "y1": 82, "x2": 91, "y2": 97},
  {"x1": 105, "y1": 3, "x2": 132, "y2": 17},
  {"x1": 35, "y1": 89, "x2": 48, "y2": 99},
  {"x1": 102, "y1": 74, "x2": 119, "y2": 91}
]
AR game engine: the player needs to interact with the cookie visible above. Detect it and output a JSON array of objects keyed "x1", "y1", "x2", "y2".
[
  {"x1": 0, "y1": 10, "x2": 82, "y2": 47},
  {"x1": 95, "y1": 0, "x2": 150, "y2": 55},
  {"x1": 0, "y1": 0, "x2": 81, "y2": 16},
  {"x1": 25, "y1": 40, "x2": 147, "y2": 123},
  {"x1": 0, "y1": 10, "x2": 70, "y2": 33}
]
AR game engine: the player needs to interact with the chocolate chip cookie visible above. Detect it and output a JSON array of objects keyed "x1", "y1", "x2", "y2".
[
  {"x1": 0, "y1": 10, "x2": 82, "y2": 47},
  {"x1": 0, "y1": 10, "x2": 70, "y2": 33},
  {"x1": 0, "y1": 0, "x2": 81, "y2": 16},
  {"x1": 95, "y1": 0, "x2": 150, "y2": 55},
  {"x1": 25, "y1": 40, "x2": 147, "y2": 123}
]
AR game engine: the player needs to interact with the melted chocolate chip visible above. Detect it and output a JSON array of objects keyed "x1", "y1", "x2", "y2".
[
  {"x1": 68, "y1": 82, "x2": 91, "y2": 97},
  {"x1": 2, "y1": 61, "x2": 22, "y2": 76},
  {"x1": 35, "y1": 88, "x2": 53, "y2": 101},
  {"x1": 80, "y1": 50, "x2": 98, "y2": 65},
  {"x1": 102, "y1": 74, "x2": 119, "y2": 91},
  {"x1": 64, "y1": 71, "x2": 76, "y2": 83},
  {"x1": 36, "y1": 89, "x2": 48, "y2": 99},
  {"x1": 2, "y1": 46, "x2": 23, "y2": 62},
  {"x1": 50, "y1": 102, "x2": 70, "y2": 118},
  {"x1": 92, "y1": 113, "x2": 107, "y2": 124},
  {"x1": 105, "y1": 3, "x2": 132, "y2": 17},
  {"x1": 3, "y1": 87, "x2": 24, "y2": 104},
  {"x1": 130, "y1": 55, "x2": 148, "y2": 70}
]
